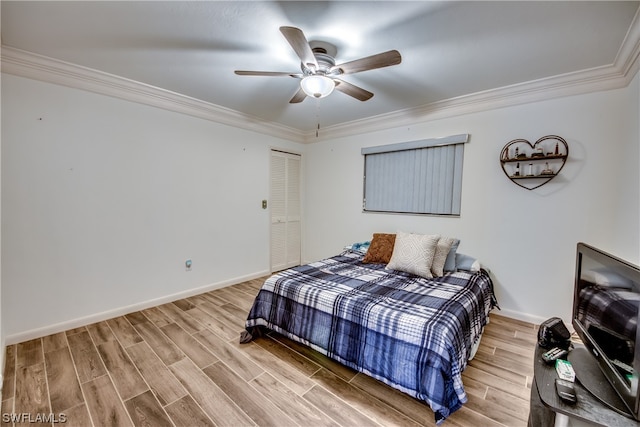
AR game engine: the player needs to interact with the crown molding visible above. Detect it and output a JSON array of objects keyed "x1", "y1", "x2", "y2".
[
  {"x1": 305, "y1": 63, "x2": 632, "y2": 142},
  {"x1": 615, "y1": 4, "x2": 640, "y2": 83},
  {"x1": 3, "y1": 4, "x2": 639, "y2": 146},
  {"x1": 305, "y1": 8, "x2": 640, "y2": 142},
  {"x1": 1, "y1": 46, "x2": 305, "y2": 143}
]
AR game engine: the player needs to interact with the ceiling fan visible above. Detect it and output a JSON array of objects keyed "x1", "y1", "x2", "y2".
[{"x1": 234, "y1": 26, "x2": 401, "y2": 103}]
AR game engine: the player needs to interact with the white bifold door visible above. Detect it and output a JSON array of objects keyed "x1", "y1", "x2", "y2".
[{"x1": 270, "y1": 150, "x2": 301, "y2": 272}]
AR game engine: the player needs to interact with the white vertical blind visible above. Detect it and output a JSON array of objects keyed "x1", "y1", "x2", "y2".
[
  {"x1": 362, "y1": 135, "x2": 467, "y2": 215},
  {"x1": 285, "y1": 156, "x2": 301, "y2": 267},
  {"x1": 270, "y1": 150, "x2": 301, "y2": 271},
  {"x1": 270, "y1": 153, "x2": 286, "y2": 270}
]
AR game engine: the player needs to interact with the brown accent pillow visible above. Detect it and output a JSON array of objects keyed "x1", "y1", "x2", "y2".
[{"x1": 362, "y1": 233, "x2": 396, "y2": 264}]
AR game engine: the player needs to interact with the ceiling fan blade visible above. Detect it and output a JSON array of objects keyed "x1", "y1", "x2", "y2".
[
  {"x1": 334, "y1": 79, "x2": 374, "y2": 101},
  {"x1": 331, "y1": 50, "x2": 401, "y2": 75},
  {"x1": 289, "y1": 87, "x2": 307, "y2": 104},
  {"x1": 280, "y1": 26, "x2": 318, "y2": 69},
  {"x1": 235, "y1": 70, "x2": 302, "y2": 77}
]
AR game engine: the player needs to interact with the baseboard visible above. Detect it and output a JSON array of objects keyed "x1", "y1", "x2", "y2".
[
  {"x1": 494, "y1": 308, "x2": 548, "y2": 326},
  {"x1": 0, "y1": 340, "x2": 4, "y2": 394},
  {"x1": 5, "y1": 272, "x2": 561, "y2": 344},
  {"x1": 0, "y1": 329, "x2": 5, "y2": 393},
  {"x1": 5, "y1": 270, "x2": 270, "y2": 345}
]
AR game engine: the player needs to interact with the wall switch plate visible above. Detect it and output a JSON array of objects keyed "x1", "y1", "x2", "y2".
[{"x1": 262, "y1": 200, "x2": 267, "y2": 209}]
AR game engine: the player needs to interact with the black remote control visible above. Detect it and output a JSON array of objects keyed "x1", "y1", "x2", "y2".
[
  {"x1": 555, "y1": 378, "x2": 577, "y2": 404},
  {"x1": 542, "y1": 347, "x2": 568, "y2": 364}
]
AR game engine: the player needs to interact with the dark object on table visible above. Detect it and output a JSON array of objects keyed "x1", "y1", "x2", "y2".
[
  {"x1": 556, "y1": 378, "x2": 577, "y2": 404},
  {"x1": 538, "y1": 317, "x2": 571, "y2": 349},
  {"x1": 542, "y1": 347, "x2": 568, "y2": 364}
]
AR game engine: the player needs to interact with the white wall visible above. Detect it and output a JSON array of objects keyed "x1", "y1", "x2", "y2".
[
  {"x1": 2, "y1": 71, "x2": 638, "y2": 343},
  {"x1": 0, "y1": 64, "x2": 4, "y2": 386},
  {"x1": 1, "y1": 74, "x2": 304, "y2": 342},
  {"x1": 618, "y1": 71, "x2": 640, "y2": 259},
  {"x1": 303, "y1": 73, "x2": 640, "y2": 325}
]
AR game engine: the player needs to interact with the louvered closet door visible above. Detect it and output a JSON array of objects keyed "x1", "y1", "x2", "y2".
[{"x1": 270, "y1": 150, "x2": 301, "y2": 272}]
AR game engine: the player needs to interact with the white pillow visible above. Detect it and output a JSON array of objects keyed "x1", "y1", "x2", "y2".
[
  {"x1": 455, "y1": 253, "x2": 481, "y2": 272},
  {"x1": 431, "y1": 236, "x2": 456, "y2": 277},
  {"x1": 585, "y1": 268, "x2": 634, "y2": 289},
  {"x1": 386, "y1": 231, "x2": 440, "y2": 278},
  {"x1": 444, "y1": 239, "x2": 460, "y2": 272}
]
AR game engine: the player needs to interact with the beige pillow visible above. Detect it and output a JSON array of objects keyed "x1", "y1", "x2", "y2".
[
  {"x1": 386, "y1": 231, "x2": 440, "y2": 278},
  {"x1": 362, "y1": 233, "x2": 396, "y2": 264},
  {"x1": 431, "y1": 236, "x2": 456, "y2": 277}
]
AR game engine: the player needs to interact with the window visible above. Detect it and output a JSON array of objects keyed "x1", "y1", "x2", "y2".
[{"x1": 362, "y1": 134, "x2": 468, "y2": 216}]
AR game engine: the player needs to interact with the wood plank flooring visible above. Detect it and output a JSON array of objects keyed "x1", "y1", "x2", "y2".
[{"x1": 1, "y1": 277, "x2": 537, "y2": 426}]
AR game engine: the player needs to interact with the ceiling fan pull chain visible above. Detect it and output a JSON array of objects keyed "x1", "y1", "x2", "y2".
[{"x1": 316, "y1": 98, "x2": 321, "y2": 137}]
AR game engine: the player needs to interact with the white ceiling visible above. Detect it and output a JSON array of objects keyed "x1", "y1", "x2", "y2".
[{"x1": 2, "y1": 1, "x2": 639, "y2": 139}]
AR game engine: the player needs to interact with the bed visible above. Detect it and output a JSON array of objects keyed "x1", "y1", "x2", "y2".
[{"x1": 242, "y1": 233, "x2": 497, "y2": 424}]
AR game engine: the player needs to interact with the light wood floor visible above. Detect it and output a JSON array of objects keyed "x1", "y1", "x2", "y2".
[{"x1": 1, "y1": 277, "x2": 537, "y2": 426}]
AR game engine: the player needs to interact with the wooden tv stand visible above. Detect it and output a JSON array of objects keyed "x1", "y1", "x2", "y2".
[{"x1": 529, "y1": 343, "x2": 640, "y2": 426}]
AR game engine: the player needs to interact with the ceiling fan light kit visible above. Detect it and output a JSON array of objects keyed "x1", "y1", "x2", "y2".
[
  {"x1": 300, "y1": 75, "x2": 335, "y2": 98},
  {"x1": 234, "y1": 26, "x2": 401, "y2": 103}
]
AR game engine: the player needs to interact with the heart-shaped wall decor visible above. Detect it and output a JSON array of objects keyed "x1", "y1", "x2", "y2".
[{"x1": 499, "y1": 135, "x2": 568, "y2": 190}]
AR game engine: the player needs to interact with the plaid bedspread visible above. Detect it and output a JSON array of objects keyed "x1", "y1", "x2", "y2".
[
  {"x1": 244, "y1": 250, "x2": 496, "y2": 424},
  {"x1": 577, "y1": 284, "x2": 639, "y2": 360},
  {"x1": 578, "y1": 285, "x2": 639, "y2": 337}
]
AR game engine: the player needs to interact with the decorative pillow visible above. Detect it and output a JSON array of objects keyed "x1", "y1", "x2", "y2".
[
  {"x1": 431, "y1": 237, "x2": 456, "y2": 277},
  {"x1": 455, "y1": 253, "x2": 481, "y2": 272},
  {"x1": 444, "y1": 239, "x2": 460, "y2": 272},
  {"x1": 362, "y1": 233, "x2": 396, "y2": 264},
  {"x1": 346, "y1": 241, "x2": 371, "y2": 254},
  {"x1": 386, "y1": 231, "x2": 440, "y2": 278}
]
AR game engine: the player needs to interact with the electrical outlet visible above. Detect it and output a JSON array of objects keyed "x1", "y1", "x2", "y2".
[{"x1": 185, "y1": 259, "x2": 192, "y2": 271}]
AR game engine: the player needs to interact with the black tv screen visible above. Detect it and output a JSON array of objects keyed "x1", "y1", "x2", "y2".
[{"x1": 572, "y1": 242, "x2": 640, "y2": 419}]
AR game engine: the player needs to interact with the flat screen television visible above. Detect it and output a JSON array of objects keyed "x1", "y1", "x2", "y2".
[{"x1": 572, "y1": 242, "x2": 640, "y2": 419}]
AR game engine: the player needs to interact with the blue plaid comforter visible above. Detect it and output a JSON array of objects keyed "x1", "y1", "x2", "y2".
[{"x1": 244, "y1": 250, "x2": 496, "y2": 424}]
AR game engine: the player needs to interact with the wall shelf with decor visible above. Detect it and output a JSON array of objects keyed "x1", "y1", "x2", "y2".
[{"x1": 500, "y1": 135, "x2": 569, "y2": 190}]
